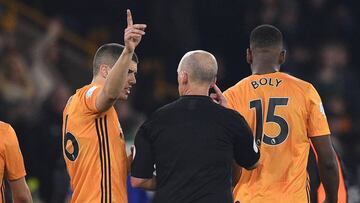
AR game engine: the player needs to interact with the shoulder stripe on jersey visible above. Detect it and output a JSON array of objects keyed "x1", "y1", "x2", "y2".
[
  {"x1": 95, "y1": 119, "x2": 105, "y2": 203},
  {"x1": 104, "y1": 115, "x2": 112, "y2": 202}
]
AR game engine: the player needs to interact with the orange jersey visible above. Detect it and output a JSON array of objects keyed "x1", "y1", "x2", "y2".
[
  {"x1": 224, "y1": 72, "x2": 330, "y2": 203},
  {"x1": 63, "y1": 82, "x2": 128, "y2": 203},
  {"x1": 0, "y1": 122, "x2": 26, "y2": 203}
]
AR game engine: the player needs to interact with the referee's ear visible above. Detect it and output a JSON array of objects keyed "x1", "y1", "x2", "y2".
[{"x1": 179, "y1": 71, "x2": 189, "y2": 85}]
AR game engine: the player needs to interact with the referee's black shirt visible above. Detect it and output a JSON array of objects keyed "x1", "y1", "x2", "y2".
[{"x1": 131, "y1": 95, "x2": 260, "y2": 203}]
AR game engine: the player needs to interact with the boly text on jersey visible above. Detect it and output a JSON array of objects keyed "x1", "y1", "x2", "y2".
[{"x1": 251, "y1": 78, "x2": 282, "y2": 89}]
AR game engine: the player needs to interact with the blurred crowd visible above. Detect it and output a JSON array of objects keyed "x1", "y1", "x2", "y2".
[{"x1": 0, "y1": 0, "x2": 359, "y2": 202}]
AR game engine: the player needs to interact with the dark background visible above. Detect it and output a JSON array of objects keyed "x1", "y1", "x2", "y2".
[{"x1": 0, "y1": 0, "x2": 359, "y2": 202}]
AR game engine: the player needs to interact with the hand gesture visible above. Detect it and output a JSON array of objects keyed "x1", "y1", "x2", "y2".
[
  {"x1": 124, "y1": 9, "x2": 146, "y2": 53},
  {"x1": 210, "y1": 84, "x2": 228, "y2": 108}
]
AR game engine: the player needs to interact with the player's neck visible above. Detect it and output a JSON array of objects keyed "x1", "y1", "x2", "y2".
[
  {"x1": 251, "y1": 64, "x2": 280, "y2": 75},
  {"x1": 91, "y1": 76, "x2": 106, "y2": 85}
]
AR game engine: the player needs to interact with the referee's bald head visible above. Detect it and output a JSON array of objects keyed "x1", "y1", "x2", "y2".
[{"x1": 177, "y1": 50, "x2": 218, "y2": 85}]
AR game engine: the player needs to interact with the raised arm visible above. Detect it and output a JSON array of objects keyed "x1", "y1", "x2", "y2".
[{"x1": 96, "y1": 9, "x2": 146, "y2": 112}]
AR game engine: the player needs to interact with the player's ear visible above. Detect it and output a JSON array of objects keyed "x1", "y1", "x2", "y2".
[
  {"x1": 99, "y1": 64, "x2": 109, "y2": 78},
  {"x1": 279, "y1": 50, "x2": 286, "y2": 65},
  {"x1": 246, "y1": 48, "x2": 253, "y2": 64}
]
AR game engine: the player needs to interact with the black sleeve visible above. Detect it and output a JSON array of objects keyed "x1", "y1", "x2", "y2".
[
  {"x1": 131, "y1": 123, "x2": 155, "y2": 178},
  {"x1": 230, "y1": 112, "x2": 260, "y2": 168}
]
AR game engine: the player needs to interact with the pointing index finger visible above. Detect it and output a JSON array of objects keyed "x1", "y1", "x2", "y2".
[{"x1": 127, "y1": 9, "x2": 133, "y2": 27}]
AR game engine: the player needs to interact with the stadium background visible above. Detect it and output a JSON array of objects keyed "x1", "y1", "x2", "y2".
[{"x1": 0, "y1": 0, "x2": 359, "y2": 202}]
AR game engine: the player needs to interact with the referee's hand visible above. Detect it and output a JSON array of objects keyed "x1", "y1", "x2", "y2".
[
  {"x1": 210, "y1": 84, "x2": 228, "y2": 108},
  {"x1": 124, "y1": 9, "x2": 147, "y2": 53}
]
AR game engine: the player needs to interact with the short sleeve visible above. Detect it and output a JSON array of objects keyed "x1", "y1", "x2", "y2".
[
  {"x1": 84, "y1": 85, "x2": 102, "y2": 113},
  {"x1": 307, "y1": 84, "x2": 331, "y2": 137},
  {"x1": 131, "y1": 124, "x2": 155, "y2": 179},
  {"x1": 4, "y1": 125, "x2": 26, "y2": 181},
  {"x1": 229, "y1": 112, "x2": 260, "y2": 168}
]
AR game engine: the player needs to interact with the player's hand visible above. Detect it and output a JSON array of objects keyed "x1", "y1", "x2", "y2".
[
  {"x1": 210, "y1": 84, "x2": 228, "y2": 108},
  {"x1": 124, "y1": 9, "x2": 146, "y2": 53}
]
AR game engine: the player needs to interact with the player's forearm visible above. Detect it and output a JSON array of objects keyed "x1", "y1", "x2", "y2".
[
  {"x1": 103, "y1": 49, "x2": 133, "y2": 100},
  {"x1": 11, "y1": 185, "x2": 32, "y2": 203},
  {"x1": 13, "y1": 194, "x2": 32, "y2": 203},
  {"x1": 317, "y1": 158, "x2": 339, "y2": 203},
  {"x1": 9, "y1": 178, "x2": 33, "y2": 203}
]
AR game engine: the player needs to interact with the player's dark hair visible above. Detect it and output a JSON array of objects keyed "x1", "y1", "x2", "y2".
[
  {"x1": 250, "y1": 24, "x2": 283, "y2": 49},
  {"x1": 92, "y1": 43, "x2": 138, "y2": 76}
]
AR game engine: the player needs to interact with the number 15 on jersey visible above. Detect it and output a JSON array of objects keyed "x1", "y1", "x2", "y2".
[{"x1": 250, "y1": 98, "x2": 289, "y2": 147}]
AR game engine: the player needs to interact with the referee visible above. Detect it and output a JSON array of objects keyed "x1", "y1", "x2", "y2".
[{"x1": 131, "y1": 50, "x2": 260, "y2": 203}]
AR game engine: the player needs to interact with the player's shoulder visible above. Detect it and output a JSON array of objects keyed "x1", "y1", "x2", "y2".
[
  {"x1": 0, "y1": 121, "x2": 13, "y2": 135},
  {"x1": 70, "y1": 83, "x2": 102, "y2": 104},
  {"x1": 280, "y1": 72, "x2": 312, "y2": 86},
  {"x1": 76, "y1": 83, "x2": 100, "y2": 98},
  {"x1": 0, "y1": 121, "x2": 18, "y2": 147},
  {"x1": 280, "y1": 72, "x2": 321, "y2": 96}
]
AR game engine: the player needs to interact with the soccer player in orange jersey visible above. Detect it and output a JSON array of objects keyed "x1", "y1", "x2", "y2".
[
  {"x1": 212, "y1": 25, "x2": 339, "y2": 203},
  {"x1": 62, "y1": 10, "x2": 146, "y2": 203},
  {"x1": 0, "y1": 121, "x2": 32, "y2": 203}
]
